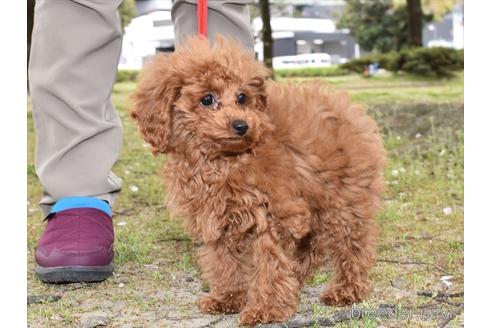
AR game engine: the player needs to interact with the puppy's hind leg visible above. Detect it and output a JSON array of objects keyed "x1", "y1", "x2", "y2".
[
  {"x1": 197, "y1": 243, "x2": 247, "y2": 314},
  {"x1": 320, "y1": 207, "x2": 377, "y2": 306}
]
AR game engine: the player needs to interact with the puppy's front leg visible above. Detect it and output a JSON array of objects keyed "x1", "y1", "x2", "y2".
[
  {"x1": 197, "y1": 243, "x2": 247, "y2": 314},
  {"x1": 239, "y1": 232, "x2": 300, "y2": 326}
]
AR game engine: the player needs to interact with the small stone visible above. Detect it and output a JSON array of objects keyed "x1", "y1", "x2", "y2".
[
  {"x1": 118, "y1": 283, "x2": 125, "y2": 288},
  {"x1": 117, "y1": 221, "x2": 127, "y2": 226},
  {"x1": 440, "y1": 275, "x2": 453, "y2": 287},
  {"x1": 78, "y1": 311, "x2": 109, "y2": 328},
  {"x1": 443, "y1": 207, "x2": 453, "y2": 215},
  {"x1": 129, "y1": 185, "x2": 139, "y2": 192},
  {"x1": 415, "y1": 133, "x2": 422, "y2": 139}
]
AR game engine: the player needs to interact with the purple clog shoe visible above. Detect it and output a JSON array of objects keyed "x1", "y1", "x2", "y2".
[{"x1": 34, "y1": 197, "x2": 114, "y2": 283}]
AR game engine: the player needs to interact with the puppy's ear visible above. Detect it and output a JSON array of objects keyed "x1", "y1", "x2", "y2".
[
  {"x1": 131, "y1": 54, "x2": 180, "y2": 155},
  {"x1": 249, "y1": 75, "x2": 268, "y2": 111}
]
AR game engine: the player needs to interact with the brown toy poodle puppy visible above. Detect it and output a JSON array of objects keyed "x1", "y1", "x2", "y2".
[{"x1": 131, "y1": 36, "x2": 386, "y2": 326}]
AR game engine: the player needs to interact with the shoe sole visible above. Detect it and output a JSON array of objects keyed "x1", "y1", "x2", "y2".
[{"x1": 35, "y1": 264, "x2": 114, "y2": 283}]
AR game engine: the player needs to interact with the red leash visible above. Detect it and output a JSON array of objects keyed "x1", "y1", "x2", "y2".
[{"x1": 197, "y1": 0, "x2": 208, "y2": 38}]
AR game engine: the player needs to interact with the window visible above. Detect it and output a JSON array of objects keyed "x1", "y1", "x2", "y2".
[{"x1": 153, "y1": 20, "x2": 172, "y2": 27}]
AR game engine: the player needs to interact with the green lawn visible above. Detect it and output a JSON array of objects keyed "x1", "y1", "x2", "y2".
[
  {"x1": 27, "y1": 72, "x2": 464, "y2": 327},
  {"x1": 281, "y1": 70, "x2": 464, "y2": 104}
]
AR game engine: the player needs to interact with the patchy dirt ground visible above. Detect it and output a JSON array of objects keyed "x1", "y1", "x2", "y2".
[{"x1": 27, "y1": 74, "x2": 464, "y2": 328}]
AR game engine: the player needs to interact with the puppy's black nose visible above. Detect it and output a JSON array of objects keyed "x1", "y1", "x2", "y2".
[{"x1": 231, "y1": 119, "x2": 248, "y2": 136}]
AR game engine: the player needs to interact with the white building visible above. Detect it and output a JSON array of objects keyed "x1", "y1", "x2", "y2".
[
  {"x1": 119, "y1": 0, "x2": 464, "y2": 70},
  {"x1": 118, "y1": 1, "x2": 174, "y2": 70},
  {"x1": 422, "y1": 4, "x2": 464, "y2": 49},
  {"x1": 252, "y1": 16, "x2": 356, "y2": 66},
  {"x1": 119, "y1": 0, "x2": 350, "y2": 70}
]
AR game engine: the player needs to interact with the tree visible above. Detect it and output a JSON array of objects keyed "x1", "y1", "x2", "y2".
[
  {"x1": 259, "y1": 0, "x2": 274, "y2": 78},
  {"x1": 27, "y1": 0, "x2": 35, "y2": 89},
  {"x1": 27, "y1": 0, "x2": 35, "y2": 65},
  {"x1": 394, "y1": 0, "x2": 457, "y2": 21},
  {"x1": 338, "y1": 0, "x2": 409, "y2": 53},
  {"x1": 119, "y1": 0, "x2": 137, "y2": 29},
  {"x1": 406, "y1": 0, "x2": 423, "y2": 47}
]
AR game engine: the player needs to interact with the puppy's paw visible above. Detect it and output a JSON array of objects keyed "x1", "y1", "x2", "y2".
[
  {"x1": 239, "y1": 306, "x2": 293, "y2": 326},
  {"x1": 198, "y1": 294, "x2": 243, "y2": 314},
  {"x1": 320, "y1": 282, "x2": 371, "y2": 306}
]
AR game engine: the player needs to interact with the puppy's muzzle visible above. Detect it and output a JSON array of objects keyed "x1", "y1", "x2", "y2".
[{"x1": 232, "y1": 119, "x2": 248, "y2": 136}]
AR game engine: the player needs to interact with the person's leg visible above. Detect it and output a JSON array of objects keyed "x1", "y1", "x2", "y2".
[
  {"x1": 29, "y1": 0, "x2": 123, "y2": 283},
  {"x1": 172, "y1": 0, "x2": 254, "y2": 50},
  {"x1": 30, "y1": 0, "x2": 123, "y2": 215}
]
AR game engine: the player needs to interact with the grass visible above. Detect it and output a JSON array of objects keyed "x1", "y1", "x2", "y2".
[
  {"x1": 281, "y1": 70, "x2": 464, "y2": 104},
  {"x1": 274, "y1": 65, "x2": 350, "y2": 78},
  {"x1": 27, "y1": 72, "x2": 463, "y2": 327}
]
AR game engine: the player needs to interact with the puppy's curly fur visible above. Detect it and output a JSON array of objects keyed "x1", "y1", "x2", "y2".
[{"x1": 131, "y1": 36, "x2": 386, "y2": 326}]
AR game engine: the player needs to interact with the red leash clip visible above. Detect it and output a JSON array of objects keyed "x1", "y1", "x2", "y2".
[{"x1": 197, "y1": 0, "x2": 208, "y2": 38}]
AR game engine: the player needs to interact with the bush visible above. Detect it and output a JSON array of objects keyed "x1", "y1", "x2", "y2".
[
  {"x1": 275, "y1": 65, "x2": 350, "y2": 78},
  {"x1": 457, "y1": 49, "x2": 464, "y2": 68},
  {"x1": 342, "y1": 47, "x2": 464, "y2": 77},
  {"x1": 116, "y1": 69, "x2": 140, "y2": 83},
  {"x1": 398, "y1": 47, "x2": 463, "y2": 76}
]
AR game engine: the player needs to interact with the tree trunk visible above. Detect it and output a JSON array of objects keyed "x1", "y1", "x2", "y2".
[
  {"x1": 259, "y1": 0, "x2": 274, "y2": 79},
  {"x1": 406, "y1": 0, "x2": 423, "y2": 47},
  {"x1": 27, "y1": 0, "x2": 35, "y2": 63},
  {"x1": 27, "y1": 0, "x2": 36, "y2": 90}
]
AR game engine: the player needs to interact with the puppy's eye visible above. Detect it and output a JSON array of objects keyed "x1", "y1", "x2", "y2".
[
  {"x1": 236, "y1": 93, "x2": 247, "y2": 105},
  {"x1": 200, "y1": 94, "x2": 215, "y2": 107}
]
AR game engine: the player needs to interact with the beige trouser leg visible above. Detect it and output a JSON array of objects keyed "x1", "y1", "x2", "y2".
[
  {"x1": 29, "y1": 0, "x2": 124, "y2": 217},
  {"x1": 172, "y1": 0, "x2": 254, "y2": 50},
  {"x1": 30, "y1": 0, "x2": 253, "y2": 217}
]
